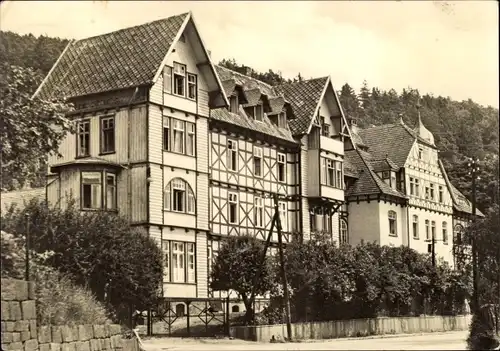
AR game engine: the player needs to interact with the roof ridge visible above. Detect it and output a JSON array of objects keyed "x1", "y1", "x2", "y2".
[
  {"x1": 215, "y1": 65, "x2": 275, "y2": 91},
  {"x1": 76, "y1": 13, "x2": 189, "y2": 42},
  {"x1": 276, "y1": 75, "x2": 329, "y2": 88}
]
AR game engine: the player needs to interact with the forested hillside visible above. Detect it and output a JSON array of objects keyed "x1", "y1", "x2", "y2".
[{"x1": 1, "y1": 31, "x2": 498, "y2": 212}]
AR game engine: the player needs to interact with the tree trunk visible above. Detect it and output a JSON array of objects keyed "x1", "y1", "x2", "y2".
[{"x1": 241, "y1": 293, "x2": 253, "y2": 324}]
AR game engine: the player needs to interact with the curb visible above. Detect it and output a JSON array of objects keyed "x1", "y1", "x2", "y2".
[{"x1": 294, "y1": 330, "x2": 468, "y2": 343}]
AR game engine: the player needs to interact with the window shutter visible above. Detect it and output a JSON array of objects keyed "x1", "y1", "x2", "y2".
[{"x1": 164, "y1": 66, "x2": 172, "y2": 93}]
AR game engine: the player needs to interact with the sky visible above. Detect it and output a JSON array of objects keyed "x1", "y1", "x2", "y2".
[{"x1": 1, "y1": 1, "x2": 498, "y2": 108}]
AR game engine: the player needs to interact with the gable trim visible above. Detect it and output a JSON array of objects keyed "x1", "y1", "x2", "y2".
[
  {"x1": 152, "y1": 13, "x2": 191, "y2": 85},
  {"x1": 305, "y1": 76, "x2": 330, "y2": 135},
  {"x1": 331, "y1": 81, "x2": 356, "y2": 150},
  {"x1": 32, "y1": 40, "x2": 74, "y2": 100}
]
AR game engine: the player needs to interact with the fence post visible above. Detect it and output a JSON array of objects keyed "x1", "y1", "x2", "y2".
[{"x1": 186, "y1": 301, "x2": 191, "y2": 337}]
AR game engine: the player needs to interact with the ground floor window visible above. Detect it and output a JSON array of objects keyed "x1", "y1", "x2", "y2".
[
  {"x1": 339, "y1": 218, "x2": 348, "y2": 244},
  {"x1": 81, "y1": 171, "x2": 117, "y2": 210},
  {"x1": 162, "y1": 240, "x2": 196, "y2": 283}
]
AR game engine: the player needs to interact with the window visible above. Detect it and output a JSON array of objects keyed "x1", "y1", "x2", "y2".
[
  {"x1": 278, "y1": 201, "x2": 288, "y2": 232},
  {"x1": 173, "y1": 119, "x2": 185, "y2": 153},
  {"x1": 254, "y1": 197, "x2": 264, "y2": 228},
  {"x1": 77, "y1": 120, "x2": 90, "y2": 157},
  {"x1": 430, "y1": 183, "x2": 435, "y2": 201},
  {"x1": 173, "y1": 62, "x2": 186, "y2": 96},
  {"x1": 163, "y1": 66, "x2": 172, "y2": 93},
  {"x1": 454, "y1": 224, "x2": 464, "y2": 245},
  {"x1": 442, "y1": 222, "x2": 448, "y2": 244},
  {"x1": 409, "y1": 177, "x2": 415, "y2": 195},
  {"x1": 227, "y1": 139, "x2": 238, "y2": 172},
  {"x1": 186, "y1": 122, "x2": 195, "y2": 156},
  {"x1": 253, "y1": 146, "x2": 263, "y2": 177},
  {"x1": 100, "y1": 116, "x2": 115, "y2": 154},
  {"x1": 425, "y1": 186, "x2": 430, "y2": 200},
  {"x1": 390, "y1": 172, "x2": 397, "y2": 189},
  {"x1": 310, "y1": 210, "x2": 316, "y2": 232},
  {"x1": 163, "y1": 117, "x2": 170, "y2": 151},
  {"x1": 431, "y1": 221, "x2": 436, "y2": 240},
  {"x1": 439, "y1": 185, "x2": 443, "y2": 203},
  {"x1": 105, "y1": 174, "x2": 116, "y2": 210},
  {"x1": 425, "y1": 220, "x2": 430, "y2": 240},
  {"x1": 81, "y1": 172, "x2": 102, "y2": 209},
  {"x1": 323, "y1": 212, "x2": 331, "y2": 234},
  {"x1": 418, "y1": 147, "x2": 423, "y2": 160},
  {"x1": 228, "y1": 192, "x2": 238, "y2": 225},
  {"x1": 244, "y1": 105, "x2": 263, "y2": 121},
  {"x1": 187, "y1": 73, "x2": 197, "y2": 100},
  {"x1": 388, "y1": 210, "x2": 397, "y2": 236},
  {"x1": 278, "y1": 112, "x2": 287, "y2": 128},
  {"x1": 321, "y1": 117, "x2": 330, "y2": 137},
  {"x1": 336, "y1": 161, "x2": 343, "y2": 189},
  {"x1": 277, "y1": 153, "x2": 286, "y2": 183},
  {"x1": 339, "y1": 219, "x2": 348, "y2": 244},
  {"x1": 230, "y1": 95, "x2": 239, "y2": 113},
  {"x1": 164, "y1": 178, "x2": 195, "y2": 214},
  {"x1": 412, "y1": 215, "x2": 419, "y2": 239},
  {"x1": 324, "y1": 159, "x2": 335, "y2": 187},
  {"x1": 186, "y1": 243, "x2": 195, "y2": 283},
  {"x1": 163, "y1": 241, "x2": 170, "y2": 282},
  {"x1": 415, "y1": 179, "x2": 420, "y2": 197},
  {"x1": 172, "y1": 242, "x2": 185, "y2": 282}
]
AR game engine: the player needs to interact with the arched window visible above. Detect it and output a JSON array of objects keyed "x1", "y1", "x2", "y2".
[
  {"x1": 442, "y1": 221, "x2": 448, "y2": 244},
  {"x1": 339, "y1": 219, "x2": 348, "y2": 244},
  {"x1": 164, "y1": 178, "x2": 195, "y2": 214},
  {"x1": 388, "y1": 211, "x2": 397, "y2": 236},
  {"x1": 232, "y1": 305, "x2": 240, "y2": 313}
]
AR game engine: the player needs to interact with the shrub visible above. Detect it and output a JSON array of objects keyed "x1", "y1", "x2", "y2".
[{"x1": 1, "y1": 230, "x2": 110, "y2": 325}]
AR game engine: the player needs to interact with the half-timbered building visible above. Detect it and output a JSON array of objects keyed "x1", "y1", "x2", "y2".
[{"x1": 19, "y1": 11, "x2": 482, "y2": 303}]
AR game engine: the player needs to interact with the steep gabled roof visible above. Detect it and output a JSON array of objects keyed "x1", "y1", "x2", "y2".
[
  {"x1": 275, "y1": 77, "x2": 329, "y2": 136},
  {"x1": 345, "y1": 149, "x2": 407, "y2": 199},
  {"x1": 357, "y1": 122, "x2": 416, "y2": 168},
  {"x1": 34, "y1": 13, "x2": 189, "y2": 100}
]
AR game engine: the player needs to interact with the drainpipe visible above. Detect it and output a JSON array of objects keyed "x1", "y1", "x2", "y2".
[{"x1": 297, "y1": 143, "x2": 304, "y2": 242}]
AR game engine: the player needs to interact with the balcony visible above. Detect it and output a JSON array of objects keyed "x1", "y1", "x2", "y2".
[{"x1": 320, "y1": 135, "x2": 344, "y2": 156}]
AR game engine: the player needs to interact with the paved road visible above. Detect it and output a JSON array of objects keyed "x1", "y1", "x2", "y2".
[{"x1": 142, "y1": 330, "x2": 468, "y2": 350}]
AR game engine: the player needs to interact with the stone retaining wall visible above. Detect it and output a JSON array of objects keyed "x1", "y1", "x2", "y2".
[{"x1": 1, "y1": 279, "x2": 132, "y2": 351}]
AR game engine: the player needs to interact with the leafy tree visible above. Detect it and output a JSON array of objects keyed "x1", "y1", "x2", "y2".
[
  {"x1": 0, "y1": 63, "x2": 74, "y2": 191},
  {"x1": 210, "y1": 235, "x2": 275, "y2": 323},
  {"x1": 1, "y1": 198, "x2": 164, "y2": 324}
]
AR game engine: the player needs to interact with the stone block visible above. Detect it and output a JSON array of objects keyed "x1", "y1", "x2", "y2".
[
  {"x1": 14, "y1": 320, "x2": 29, "y2": 332},
  {"x1": 8, "y1": 341, "x2": 24, "y2": 350},
  {"x1": 60, "y1": 342, "x2": 76, "y2": 351},
  {"x1": 12, "y1": 332, "x2": 21, "y2": 342},
  {"x1": 9, "y1": 302, "x2": 22, "y2": 321},
  {"x1": 39, "y1": 326, "x2": 52, "y2": 343},
  {"x1": 2, "y1": 331, "x2": 14, "y2": 343},
  {"x1": 24, "y1": 339, "x2": 38, "y2": 351},
  {"x1": 51, "y1": 326, "x2": 63, "y2": 344},
  {"x1": 1, "y1": 301, "x2": 11, "y2": 320},
  {"x1": 90, "y1": 338, "x2": 101, "y2": 351},
  {"x1": 21, "y1": 330, "x2": 31, "y2": 341},
  {"x1": 1, "y1": 279, "x2": 18, "y2": 301},
  {"x1": 108, "y1": 325, "x2": 121, "y2": 336},
  {"x1": 77, "y1": 325, "x2": 93, "y2": 341},
  {"x1": 15, "y1": 281, "x2": 29, "y2": 301},
  {"x1": 27, "y1": 282, "x2": 36, "y2": 300},
  {"x1": 100, "y1": 338, "x2": 111, "y2": 350},
  {"x1": 110, "y1": 335, "x2": 122, "y2": 349},
  {"x1": 61, "y1": 326, "x2": 77, "y2": 342},
  {"x1": 92, "y1": 325, "x2": 105, "y2": 339},
  {"x1": 75, "y1": 341, "x2": 90, "y2": 351},
  {"x1": 40, "y1": 343, "x2": 51, "y2": 351},
  {"x1": 49, "y1": 342, "x2": 62, "y2": 351},
  {"x1": 5, "y1": 322, "x2": 16, "y2": 332},
  {"x1": 21, "y1": 301, "x2": 36, "y2": 321},
  {"x1": 29, "y1": 320, "x2": 37, "y2": 338}
]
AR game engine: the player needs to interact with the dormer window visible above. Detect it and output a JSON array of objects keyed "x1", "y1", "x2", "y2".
[
  {"x1": 278, "y1": 112, "x2": 287, "y2": 128},
  {"x1": 244, "y1": 105, "x2": 263, "y2": 122},
  {"x1": 173, "y1": 62, "x2": 186, "y2": 97},
  {"x1": 230, "y1": 95, "x2": 239, "y2": 113}
]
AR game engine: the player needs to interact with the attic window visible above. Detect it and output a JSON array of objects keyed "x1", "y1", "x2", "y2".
[
  {"x1": 278, "y1": 112, "x2": 287, "y2": 128},
  {"x1": 230, "y1": 95, "x2": 239, "y2": 113},
  {"x1": 173, "y1": 62, "x2": 186, "y2": 97}
]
